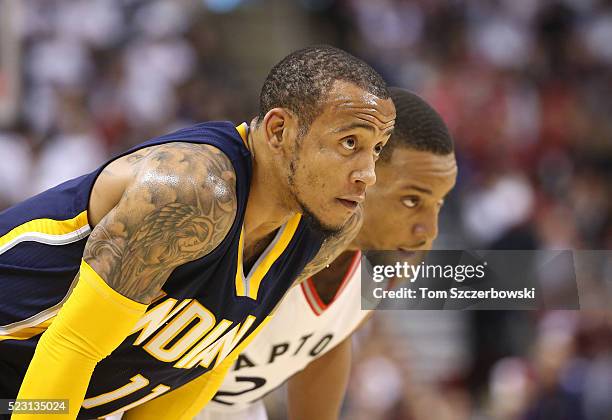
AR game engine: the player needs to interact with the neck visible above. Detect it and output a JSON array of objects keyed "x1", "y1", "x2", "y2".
[
  {"x1": 347, "y1": 235, "x2": 365, "y2": 251},
  {"x1": 310, "y1": 250, "x2": 357, "y2": 304},
  {"x1": 243, "y1": 120, "x2": 298, "y2": 246}
]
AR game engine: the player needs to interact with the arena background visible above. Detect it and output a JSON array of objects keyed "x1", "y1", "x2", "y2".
[{"x1": 0, "y1": 0, "x2": 611, "y2": 419}]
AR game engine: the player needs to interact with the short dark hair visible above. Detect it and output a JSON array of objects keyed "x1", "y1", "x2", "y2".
[
  {"x1": 258, "y1": 45, "x2": 389, "y2": 133},
  {"x1": 380, "y1": 87, "x2": 454, "y2": 161}
]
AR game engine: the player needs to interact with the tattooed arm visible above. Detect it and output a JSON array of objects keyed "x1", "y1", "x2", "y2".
[
  {"x1": 294, "y1": 211, "x2": 363, "y2": 285},
  {"x1": 14, "y1": 143, "x2": 237, "y2": 419},
  {"x1": 84, "y1": 142, "x2": 237, "y2": 303}
]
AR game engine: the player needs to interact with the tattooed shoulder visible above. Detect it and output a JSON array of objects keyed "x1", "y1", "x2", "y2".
[
  {"x1": 83, "y1": 142, "x2": 238, "y2": 304},
  {"x1": 294, "y1": 211, "x2": 363, "y2": 284}
]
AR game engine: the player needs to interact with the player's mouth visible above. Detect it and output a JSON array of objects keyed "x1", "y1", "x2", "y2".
[
  {"x1": 398, "y1": 248, "x2": 416, "y2": 257},
  {"x1": 399, "y1": 243, "x2": 427, "y2": 253},
  {"x1": 336, "y1": 196, "x2": 364, "y2": 211}
]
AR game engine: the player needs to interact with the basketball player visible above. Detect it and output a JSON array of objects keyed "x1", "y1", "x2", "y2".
[
  {"x1": 197, "y1": 88, "x2": 458, "y2": 420},
  {"x1": 0, "y1": 46, "x2": 395, "y2": 419}
]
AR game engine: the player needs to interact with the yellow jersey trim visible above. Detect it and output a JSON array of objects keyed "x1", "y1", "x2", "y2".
[
  {"x1": 234, "y1": 230, "x2": 246, "y2": 296},
  {"x1": 235, "y1": 123, "x2": 249, "y2": 148},
  {"x1": 247, "y1": 214, "x2": 301, "y2": 300},
  {"x1": 0, "y1": 210, "x2": 92, "y2": 338},
  {"x1": 0, "y1": 316, "x2": 56, "y2": 341},
  {"x1": 0, "y1": 210, "x2": 91, "y2": 256},
  {"x1": 234, "y1": 214, "x2": 302, "y2": 300}
]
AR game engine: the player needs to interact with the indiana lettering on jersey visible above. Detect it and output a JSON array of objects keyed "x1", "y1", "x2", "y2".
[{"x1": 130, "y1": 297, "x2": 255, "y2": 369}]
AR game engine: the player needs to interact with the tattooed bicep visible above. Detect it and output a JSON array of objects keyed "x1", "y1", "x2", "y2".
[{"x1": 83, "y1": 143, "x2": 238, "y2": 304}]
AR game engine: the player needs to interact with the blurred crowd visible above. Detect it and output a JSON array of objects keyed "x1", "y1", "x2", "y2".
[
  {"x1": 339, "y1": 310, "x2": 612, "y2": 420},
  {"x1": 336, "y1": 0, "x2": 612, "y2": 251},
  {"x1": 0, "y1": 0, "x2": 253, "y2": 208},
  {"x1": 0, "y1": 0, "x2": 610, "y2": 419}
]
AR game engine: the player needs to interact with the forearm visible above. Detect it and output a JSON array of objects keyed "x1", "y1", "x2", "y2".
[
  {"x1": 287, "y1": 337, "x2": 352, "y2": 420},
  {"x1": 13, "y1": 260, "x2": 147, "y2": 419}
]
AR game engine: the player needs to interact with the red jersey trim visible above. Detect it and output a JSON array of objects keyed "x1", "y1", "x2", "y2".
[{"x1": 301, "y1": 250, "x2": 361, "y2": 316}]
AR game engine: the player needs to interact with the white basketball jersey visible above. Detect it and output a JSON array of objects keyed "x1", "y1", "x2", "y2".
[{"x1": 198, "y1": 251, "x2": 370, "y2": 418}]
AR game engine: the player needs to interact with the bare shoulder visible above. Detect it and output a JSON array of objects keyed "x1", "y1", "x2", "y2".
[
  {"x1": 84, "y1": 142, "x2": 238, "y2": 303},
  {"x1": 129, "y1": 141, "x2": 237, "y2": 206},
  {"x1": 295, "y1": 212, "x2": 363, "y2": 284}
]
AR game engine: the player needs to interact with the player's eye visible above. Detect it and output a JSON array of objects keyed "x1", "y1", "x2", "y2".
[
  {"x1": 341, "y1": 137, "x2": 357, "y2": 151},
  {"x1": 402, "y1": 196, "x2": 420, "y2": 208},
  {"x1": 374, "y1": 143, "x2": 384, "y2": 156}
]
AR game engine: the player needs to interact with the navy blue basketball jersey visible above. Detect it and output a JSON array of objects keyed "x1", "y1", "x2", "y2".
[{"x1": 0, "y1": 121, "x2": 324, "y2": 418}]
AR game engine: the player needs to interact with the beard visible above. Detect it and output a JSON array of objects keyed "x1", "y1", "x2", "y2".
[
  {"x1": 297, "y1": 196, "x2": 344, "y2": 242},
  {"x1": 287, "y1": 152, "x2": 344, "y2": 241}
]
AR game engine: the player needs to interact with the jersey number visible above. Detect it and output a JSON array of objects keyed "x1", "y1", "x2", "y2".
[
  {"x1": 211, "y1": 376, "x2": 267, "y2": 406},
  {"x1": 82, "y1": 374, "x2": 170, "y2": 416}
]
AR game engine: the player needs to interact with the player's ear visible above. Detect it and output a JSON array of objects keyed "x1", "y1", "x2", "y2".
[{"x1": 262, "y1": 108, "x2": 298, "y2": 152}]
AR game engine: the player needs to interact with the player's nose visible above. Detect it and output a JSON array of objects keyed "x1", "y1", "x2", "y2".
[
  {"x1": 350, "y1": 154, "x2": 376, "y2": 187},
  {"x1": 412, "y1": 213, "x2": 439, "y2": 246}
]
